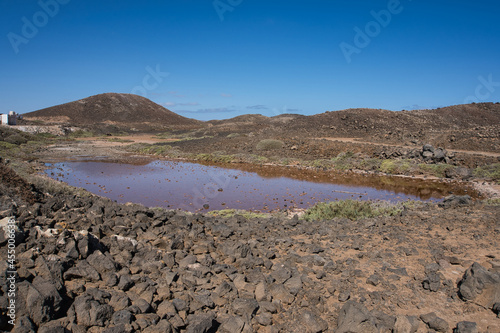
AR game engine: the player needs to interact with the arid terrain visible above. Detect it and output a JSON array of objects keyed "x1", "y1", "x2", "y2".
[{"x1": 1, "y1": 93, "x2": 500, "y2": 332}]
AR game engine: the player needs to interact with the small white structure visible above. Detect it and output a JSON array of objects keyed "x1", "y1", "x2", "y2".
[{"x1": 0, "y1": 111, "x2": 17, "y2": 125}]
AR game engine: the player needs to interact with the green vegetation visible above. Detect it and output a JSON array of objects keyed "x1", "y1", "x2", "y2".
[
  {"x1": 126, "y1": 143, "x2": 175, "y2": 156},
  {"x1": 195, "y1": 153, "x2": 234, "y2": 164},
  {"x1": 256, "y1": 139, "x2": 284, "y2": 151},
  {"x1": 484, "y1": 198, "x2": 500, "y2": 206},
  {"x1": 380, "y1": 159, "x2": 412, "y2": 174},
  {"x1": 418, "y1": 163, "x2": 454, "y2": 178},
  {"x1": 0, "y1": 141, "x2": 17, "y2": 150},
  {"x1": 154, "y1": 131, "x2": 173, "y2": 139},
  {"x1": 226, "y1": 133, "x2": 241, "y2": 138},
  {"x1": 473, "y1": 163, "x2": 500, "y2": 182},
  {"x1": 302, "y1": 199, "x2": 411, "y2": 221},
  {"x1": 105, "y1": 137, "x2": 134, "y2": 143},
  {"x1": 206, "y1": 209, "x2": 271, "y2": 219},
  {"x1": 360, "y1": 158, "x2": 382, "y2": 170}
]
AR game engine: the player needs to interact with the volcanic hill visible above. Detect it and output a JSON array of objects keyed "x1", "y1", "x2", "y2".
[{"x1": 23, "y1": 93, "x2": 202, "y2": 131}]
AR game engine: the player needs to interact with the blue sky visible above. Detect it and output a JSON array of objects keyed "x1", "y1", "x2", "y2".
[{"x1": 1, "y1": 0, "x2": 499, "y2": 121}]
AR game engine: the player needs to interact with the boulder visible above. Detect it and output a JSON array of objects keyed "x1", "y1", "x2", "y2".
[
  {"x1": 458, "y1": 262, "x2": 500, "y2": 309},
  {"x1": 293, "y1": 310, "x2": 328, "y2": 333},
  {"x1": 71, "y1": 294, "x2": 113, "y2": 327},
  {"x1": 231, "y1": 298, "x2": 259, "y2": 318},
  {"x1": 420, "y1": 312, "x2": 448, "y2": 333},
  {"x1": 219, "y1": 316, "x2": 246, "y2": 333},
  {"x1": 454, "y1": 321, "x2": 478, "y2": 333},
  {"x1": 336, "y1": 301, "x2": 377, "y2": 333},
  {"x1": 186, "y1": 312, "x2": 216, "y2": 333},
  {"x1": 17, "y1": 277, "x2": 63, "y2": 326},
  {"x1": 439, "y1": 195, "x2": 472, "y2": 208}
]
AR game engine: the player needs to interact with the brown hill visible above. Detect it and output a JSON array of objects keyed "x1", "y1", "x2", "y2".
[
  {"x1": 23, "y1": 93, "x2": 203, "y2": 131},
  {"x1": 197, "y1": 103, "x2": 500, "y2": 152}
]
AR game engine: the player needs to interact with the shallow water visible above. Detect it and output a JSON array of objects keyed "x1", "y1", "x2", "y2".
[{"x1": 44, "y1": 159, "x2": 473, "y2": 212}]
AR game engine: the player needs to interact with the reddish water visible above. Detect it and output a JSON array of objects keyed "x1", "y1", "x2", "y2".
[{"x1": 45, "y1": 160, "x2": 474, "y2": 212}]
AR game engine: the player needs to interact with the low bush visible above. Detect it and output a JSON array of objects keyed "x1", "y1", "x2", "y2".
[
  {"x1": 473, "y1": 163, "x2": 500, "y2": 182},
  {"x1": 302, "y1": 199, "x2": 404, "y2": 221},
  {"x1": 4, "y1": 134, "x2": 28, "y2": 145},
  {"x1": 418, "y1": 163, "x2": 454, "y2": 178},
  {"x1": 380, "y1": 159, "x2": 411, "y2": 174},
  {"x1": 256, "y1": 139, "x2": 284, "y2": 151}
]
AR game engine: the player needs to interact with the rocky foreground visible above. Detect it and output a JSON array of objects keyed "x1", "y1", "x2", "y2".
[{"x1": 1, "y1": 162, "x2": 500, "y2": 333}]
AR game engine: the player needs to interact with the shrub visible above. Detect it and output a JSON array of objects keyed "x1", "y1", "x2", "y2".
[
  {"x1": 4, "y1": 134, "x2": 28, "y2": 145},
  {"x1": 68, "y1": 130, "x2": 95, "y2": 138},
  {"x1": 302, "y1": 200, "x2": 403, "y2": 221},
  {"x1": 473, "y1": 163, "x2": 500, "y2": 182},
  {"x1": 418, "y1": 163, "x2": 454, "y2": 178},
  {"x1": 380, "y1": 159, "x2": 411, "y2": 174},
  {"x1": 0, "y1": 141, "x2": 16, "y2": 149},
  {"x1": 360, "y1": 158, "x2": 382, "y2": 170},
  {"x1": 484, "y1": 198, "x2": 500, "y2": 206},
  {"x1": 256, "y1": 139, "x2": 284, "y2": 151}
]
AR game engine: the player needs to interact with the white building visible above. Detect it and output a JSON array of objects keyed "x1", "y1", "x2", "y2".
[{"x1": 0, "y1": 111, "x2": 17, "y2": 125}]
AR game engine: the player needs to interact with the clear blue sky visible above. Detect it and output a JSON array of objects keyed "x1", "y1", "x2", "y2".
[{"x1": 1, "y1": 0, "x2": 499, "y2": 120}]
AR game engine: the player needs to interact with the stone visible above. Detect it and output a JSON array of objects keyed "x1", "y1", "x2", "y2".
[
  {"x1": 445, "y1": 167, "x2": 472, "y2": 180},
  {"x1": 117, "y1": 274, "x2": 134, "y2": 291},
  {"x1": 186, "y1": 312, "x2": 216, "y2": 333},
  {"x1": 336, "y1": 301, "x2": 377, "y2": 333},
  {"x1": 493, "y1": 302, "x2": 500, "y2": 315},
  {"x1": 103, "y1": 325, "x2": 134, "y2": 333},
  {"x1": 12, "y1": 316, "x2": 36, "y2": 333},
  {"x1": 172, "y1": 298, "x2": 189, "y2": 312},
  {"x1": 366, "y1": 274, "x2": 381, "y2": 286},
  {"x1": 338, "y1": 290, "x2": 351, "y2": 302},
  {"x1": 37, "y1": 325, "x2": 66, "y2": 333},
  {"x1": 23, "y1": 277, "x2": 63, "y2": 326},
  {"x1": 422, "y1": 272, "x2": 441, "y2": 292},
  {"x1": 420, "y1": 312, "x2": 449, "y2": 333},
  {"x1": 433, "y1": 148, "x2": 446, "y2": 162},
  {"x1": 393, "y1": 315, "x2": 412, "y2": 333},
  {"x1": 86, "y1": 250, "x2": 118, "y2": 275},
  {"x1": 63, "y1": 261, "x2": 100, "y2": 282},
  {"x1": 143, "y1": 319, "x2": 173, "y2": 333},
  {"x1": 284, "y1": 275, "x2": 302, "y2": 295},
  {"x1": 109, "y1": 292, "x2": 131, "y2": 311},
  {"x1": 255, "y1": 281, "x2": 269, "y2": 302},
  {"x1": 72, "y1": 294, "x2": 114, "y2": 327},
  {"x1": 454, "y1": 321, "x2": 478, "y2": 333},
  {"x1": 422, "y1": 144, "x2": 434, "y2": 153},
  {"x1": 255, "y1": 313, "x2": 273, "y2": 326},
  {"x1": 270, "y1": 284, "x2": 295, "y2": 305},
  {"x1": 439, "y1": 195, "x2": 472, "y2": 208},
  {"x1": 371, "y1": 310, "x2": 396, "y2": 332},
  {"x1": 458, "y1": 262, "x2": 500, "y2": 309},
  {"x1": 271, "y1": 265, "x2": 292, "y2": 284},
  {"x1": 232, "y1": 298, "x2": 259, "y2": 318},
  {"x1": 112, "y1": 310, "x2": 133, "y2": 325},
  {"x1": 219, "y1": 316, "x2": 245, "y2": 333},
  {"x1": 294, "y1": 310, "x2": 328, "y2": 333},
  {"x1": 133, "y1": 298, "x2": 152, "y2": 314}
]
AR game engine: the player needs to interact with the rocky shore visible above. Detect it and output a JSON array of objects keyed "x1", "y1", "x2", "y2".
[{"x1": 1, "y1": 160, "x2": 500, "y2": 333}]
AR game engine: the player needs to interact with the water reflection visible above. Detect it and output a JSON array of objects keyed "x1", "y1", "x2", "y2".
[{"x1": 45, "y1": 160, "x2": 474, "y2": 212}]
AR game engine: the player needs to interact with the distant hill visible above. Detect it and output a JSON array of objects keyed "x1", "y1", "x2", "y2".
[
  {"x1": 199, "y1": 103, "x2": 500, "y2": 152},
  {"x1": 23, "y1": 93, "x2": 202, "y2": 131}
]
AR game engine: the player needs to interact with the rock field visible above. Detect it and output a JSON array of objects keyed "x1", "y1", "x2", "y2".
[{"x1": 1, "y1": 160, "x2": 500, "y2": 332}]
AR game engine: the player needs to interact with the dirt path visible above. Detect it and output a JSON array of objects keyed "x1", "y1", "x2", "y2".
[
  {"x1": 317, "y1": 137, "x2": 500, "y2": 158},
  {"x1": 75, "y1": 135, "x2": 179, "y2": 146}
]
